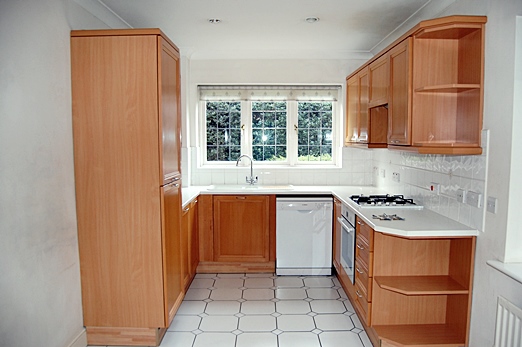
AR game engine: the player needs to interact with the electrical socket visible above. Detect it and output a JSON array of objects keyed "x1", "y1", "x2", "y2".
[
  {"x1": 392, "y1": 172, "x2": 400, "y2": 183},
  {"x1": 429, "y1": 182, "x2": 440, "y2": 195},
  {"x1": 466, "y1": 191, "x2": 482, "y2": 208},
  {"x1": 456, "y1": 189, "x2": 466, "y2": 203},
  {"x1": 487, "y1": 196, "x2": 498, "y2": 214},
  {"x1": 380, "y1": 168, "x2": 386, "y2": 178}
]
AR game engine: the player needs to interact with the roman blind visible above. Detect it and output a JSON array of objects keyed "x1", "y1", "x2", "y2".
[{"x1": 198, "y1": 85, "x2": 341, "y2": 102}]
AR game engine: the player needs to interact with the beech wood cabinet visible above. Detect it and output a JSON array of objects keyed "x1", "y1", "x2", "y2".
[
  {"x1": 345, "y1": 15, "x2": 486, "y2": 155},
  {"x1": 343, "y1": 220, "x2": 476, "y2": 347},
  {"x1": 71, "y1": 29, "x2": 182, "y2": 346},
  {"x1": 197, "y1": 194, "x2": 276, "y2": 273},
  {"x1": 181, "y1": 198, "x2": 198, "y2": 292}
]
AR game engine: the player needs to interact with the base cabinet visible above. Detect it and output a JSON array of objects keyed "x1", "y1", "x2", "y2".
[
  {"x1": 197, "y1": 194, "x2": 276, "y2": 273},
  {"x1": 181, "y1": 198, "x2": 198, "y2": 292}
]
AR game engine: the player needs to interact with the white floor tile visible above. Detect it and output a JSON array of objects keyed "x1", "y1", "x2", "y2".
[
  {"x1": 205, "y1": 300, "x2": 241, "y2": 315},
  {"x1": 304, "y1": 277, "x2": 335, "y2": 287},
  {"x1": 359, "y1": 330, "x2": 373, "y2": 347},
  {"x1": 168, "y1": 315, "x2": 201, "y2": 332},
  {"x1": 244, "y1": 273, "x2": 274, "y2": 278},
  {"x1": 243, "y1": 288, "x2": 274, "y2": 300},
  {"x1": 193, "y1": 332, "x2": 237, "y2": 347},
  {"x1": 314, "y1": 314, "x2": 355, "y2": 331},
  {"x1": 319, "y1": 331, "x2": 365, "y2": 347},
  {"x1": 177, "y1": 300, "x2": 207, "y2": 315},
  {"x1": 350, "y1": 313, "x2": 364, "y2": 330},
  {"x1": 236, "y1": 332, "x2": 277, "y2": 347},
  {"x1": 159, "y1": 331, "x2": 195, "y2": 347},
  {"x1": 210, "y1": 288, "x2": 243, "y2": 300},
  {"x1": 244, "y1": 277, "x2": 274, "y2": 288},
  {"x1": 190, "y1": 278, "x2": 215, "y2": 289},
  {"x1": 238, "y1": 315, "x2": 277, "y2": 332},
  {"x1": 199, "y1": 315, "x2": 239, "y2": 332},
  {"x1": 274, "y1": 276, "x2": 304, "y2": 288},
  {"x1": 216, "y1": 273, "x2": 245, "y2": 278},
  {"x1": 275, "y1": 288, "x2": 307, "y2": 300},
  {"x1": 276, "y1": 300, "x2": 311, "y2": 314},
  {"x1": 310, "y1": 300, "x2": 347, "y2": 313},
  {"x1": 241, "y1": 300, "x2": 276, "y2": 314},
  {"x1": 343, "y1": 298, "x2": 356, "y2": 313},
  {"x1": 307, "y1": 288, "x2": 340, "y2": 299},
  {"x1": 195, "y1": 273, "x2": 217, "y2": 278},
  {"x1": 277, "y1": 314, "x2": 315, "y2": 331},
  {"x1": 278, "y1": 332, "x2": 321, "y2": 347},
  {"x1": 184, "y1": 288, "x2": 211, "y2": 300},
  {"x1": 213, "y1": 278, "x2": 244, "y2": 288}
]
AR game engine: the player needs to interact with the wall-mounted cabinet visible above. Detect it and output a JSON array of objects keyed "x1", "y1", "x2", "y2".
[{"x1": 345, "y1": 15, "x2": 486, "y2": 155}]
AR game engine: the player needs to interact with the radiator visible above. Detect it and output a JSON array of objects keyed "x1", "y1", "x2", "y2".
[{"x1": 494, "y1": 296, "x2": 522, "y2": 347}]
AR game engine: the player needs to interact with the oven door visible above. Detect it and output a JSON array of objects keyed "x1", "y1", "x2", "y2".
[{"x1": 338, "y1": 216, "x2": 355, "y2": 284}]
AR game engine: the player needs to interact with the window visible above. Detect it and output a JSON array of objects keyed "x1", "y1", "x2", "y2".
[{"x1": 200, "y1": 85, "x2": 340, "y2": 166}]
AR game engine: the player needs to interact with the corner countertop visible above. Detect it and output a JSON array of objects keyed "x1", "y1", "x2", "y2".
[{"x1": 181, "y1": 185, "x2": 478, "y2": 238}]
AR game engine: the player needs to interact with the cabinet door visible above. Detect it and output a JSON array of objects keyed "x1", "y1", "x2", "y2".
[
  {"x1": 369, "y1": 54, "x2": 389, "y2": 107},
  {"x1": 181, "y1": 202, "x2": 191, "y2": 292},
  {"x1": 388, "y1": 38, "x2": 412, "y2": 146},
  {"x1": 345, "y1": 75, "x2": 359, "y2": 144},
  {"x1": 357, "y1": 68, "x2": 369, "y2": 143},
  {"x1": 163, "y1": 180, "x2": 183, "y2": 326},
  {"x1": 333, "y1": 198, "x2": 342, "y2": 273},
  {"x1": 189, "y1": 199, "x2": 199, "y2": 277},
  {"x1": 213, "y1": 195, "x2": 270, "y2": 263},
  {"x1": 159, "y1": 38, "x2": 181, "y2": 183}
]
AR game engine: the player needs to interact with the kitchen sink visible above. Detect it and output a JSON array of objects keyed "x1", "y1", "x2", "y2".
[{"x1": 207, "y1": 184, "x2": 294, "y2": 192}]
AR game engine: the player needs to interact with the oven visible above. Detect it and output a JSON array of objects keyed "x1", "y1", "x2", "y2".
[{"x1": 338, "y1": 204, "x2": 356, "y2": 284}]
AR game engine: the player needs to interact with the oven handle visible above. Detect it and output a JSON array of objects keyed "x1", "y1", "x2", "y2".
[{"x1": 337, "y1": 216, "x2": 354, "y2": 232}]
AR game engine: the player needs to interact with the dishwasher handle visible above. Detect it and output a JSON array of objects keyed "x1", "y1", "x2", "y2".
[{"x1": 277, "y1": 202, "x2": 332, "y2": 211}]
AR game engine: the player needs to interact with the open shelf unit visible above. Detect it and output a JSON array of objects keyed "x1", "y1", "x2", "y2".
[
  {"x1": 371, "y1": 232, "x2": 476, "y2": 346},
  {"x1": 411, "y1": 17, "x2": 486, "y2": 154}
]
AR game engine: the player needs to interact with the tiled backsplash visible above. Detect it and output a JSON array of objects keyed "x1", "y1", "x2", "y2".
[
  {"x1": 372, "y1": 130, "x2": 489, "y2": 232},
  {"x1": 183, "y1": 147, "x2": 374, "y2": 187},
  {"x1": 182, "y1": 130, "x2": 488, "y2": 231}
]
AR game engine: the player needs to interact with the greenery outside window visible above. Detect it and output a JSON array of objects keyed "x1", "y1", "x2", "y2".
[{"x1": 200, "y1": 85, "x2": 340, "y2": 166}]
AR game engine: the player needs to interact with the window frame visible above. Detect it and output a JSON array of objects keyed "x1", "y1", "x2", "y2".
[{"x1": 199, "y1": 86, "x2": 341, "y2": 168}]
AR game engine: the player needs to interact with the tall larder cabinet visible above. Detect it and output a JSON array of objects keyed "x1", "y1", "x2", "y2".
[{"x1": 71, "y1": 29, "x2": 182, "y2": 346}]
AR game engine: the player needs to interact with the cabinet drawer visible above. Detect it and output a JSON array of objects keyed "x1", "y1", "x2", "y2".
[
  {"x1": 356, "y1": 219, "x2": 374, "y2": 249},
  {"x1": 354, "y1": 281, "x2": 371, "y2": 326},
  {"x1": 356, "y1": 237, "x2": 373, "y2": 270},
  {"x1": 355, "y1": 258, "x2": 372, "y2": 298}
]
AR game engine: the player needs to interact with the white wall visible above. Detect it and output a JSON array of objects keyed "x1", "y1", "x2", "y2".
[{"x1": 0, "y1": 1, "x2": 119, "y2": 346}]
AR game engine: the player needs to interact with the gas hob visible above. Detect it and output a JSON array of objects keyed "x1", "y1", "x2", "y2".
[{"x1": 350, "y1": 194, "x2": 422, "y2": 209}]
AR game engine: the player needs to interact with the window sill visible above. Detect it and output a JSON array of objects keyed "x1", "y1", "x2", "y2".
[{"x1": 487, "y1": 260, "x2": 522, "y2": 285}]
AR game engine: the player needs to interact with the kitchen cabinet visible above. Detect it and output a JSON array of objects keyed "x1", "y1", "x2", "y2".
[
  {"x1": 332, "y1": 198, "x2": 342, "y2": 274},
  {"x1": 346, "y1": 66, "x2": 388, "y2": 148},
  {"x1": 352, "y1": 230, "x2": 476, "y2": 347},
  {"x1": 353, "y1": 218, "x2": 374, "y2": 326},
  {"x1": 71, "y1": 29, "x2": 182, "y2": 346},
  {"x1": 346, "y1": 15, "x2": 486, "y2": 155},
  {"x1": 197, "y1": 194, "x2": 276, "y2": 273},
  {"x1": 181, "y1": 198, "x2": 198, "y2": 292},
  {"x1": 369, "y1": 53, "x2": 389, "y2": 107},
  {"x1": 388, "y1": 38, "x2": 413, "y2": 146}
]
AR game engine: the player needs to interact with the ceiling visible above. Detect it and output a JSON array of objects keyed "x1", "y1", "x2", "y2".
[{"x1": 92, "y1": 0, "x2": 447, "y2": 59}]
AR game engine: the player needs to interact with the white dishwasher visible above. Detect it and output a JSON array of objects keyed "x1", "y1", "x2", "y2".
[{"x1": 276, "y1": 197, "x2": 333, "y2": 276}]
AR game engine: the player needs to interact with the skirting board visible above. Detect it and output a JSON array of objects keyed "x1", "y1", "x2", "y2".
[{"x1": 67, "y1": 329, "x2": 87, "y2": 347}]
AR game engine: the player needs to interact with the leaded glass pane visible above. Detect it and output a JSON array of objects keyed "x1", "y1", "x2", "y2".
[
  {"x1": 297, "y1": 102, "x2": 333, "y2": 162},
  {"x1": 251, "y1": 101, "x2": 287, "y2": 162},
  {"x1": 206, "y1": 101, "x2": 242, "y2": 162}
]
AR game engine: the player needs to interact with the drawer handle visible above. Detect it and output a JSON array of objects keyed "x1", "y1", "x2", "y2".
[
  {"x1": 235, "y1": 196, "x2": 247, "y2": 200},
  {"x1": 356, "y1": 244, "x2": 364, "y2": 250},
  {"x1": 356, "y1": 267, "x2": 364, "y2": 274},
  {"x1": 357, "y1": 220, "x2": 364, "y2": 226},
  {"x1": 356, "y1": 290, "x2": 363, "y2": 298}
]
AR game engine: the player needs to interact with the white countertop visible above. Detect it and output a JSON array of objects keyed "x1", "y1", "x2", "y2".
[{"x1": 181, "y1": 185, "x2": 478, "y2": 238}]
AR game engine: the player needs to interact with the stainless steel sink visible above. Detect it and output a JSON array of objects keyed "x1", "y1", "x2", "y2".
[{"x1": 207, "y1": 184, "x2": 294, "y2": 192}]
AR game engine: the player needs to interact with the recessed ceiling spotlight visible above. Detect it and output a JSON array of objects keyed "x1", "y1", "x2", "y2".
[
  {"x1": 305, "y1": 17, "x2": 319, "y2": 23},
  {"x1": 208, "y1": 18, "x2": 221, "y2": 24}
]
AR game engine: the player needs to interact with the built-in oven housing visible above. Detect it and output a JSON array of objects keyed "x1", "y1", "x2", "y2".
[{"x1": 338, "y1": 204, "x2": 356, "y2": 284}]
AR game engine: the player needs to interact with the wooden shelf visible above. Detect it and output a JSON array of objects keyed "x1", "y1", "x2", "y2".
[
  {"x1": 414, "y1": 84, "x2": 480, "y2": 93},
  {"x1": 374, "y1": 324, "x2": 465, "y2": 347},
  {"x1": 375, "y1": 276, "x2": 468, "y2": 295}
]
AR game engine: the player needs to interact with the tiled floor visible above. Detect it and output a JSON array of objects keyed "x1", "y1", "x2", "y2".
[{"x1": 159, "y1": 273, "x2": 372, "y2": 347}]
